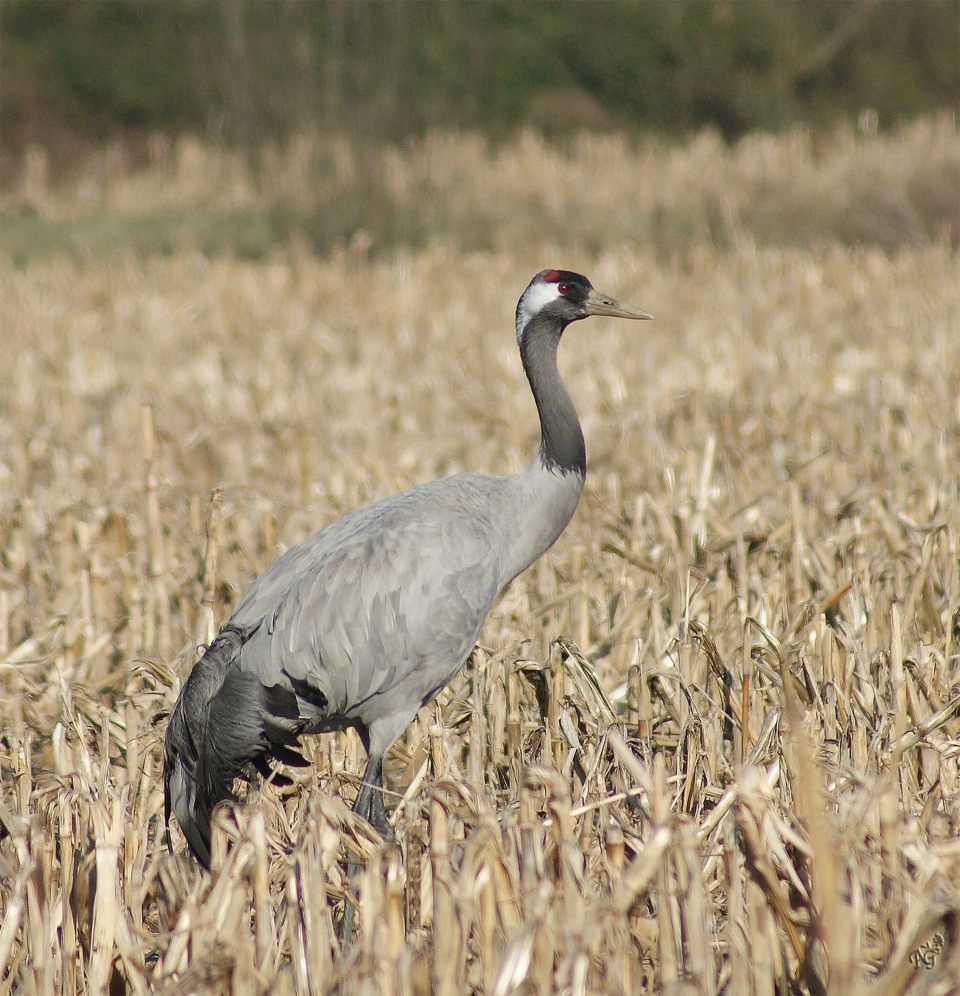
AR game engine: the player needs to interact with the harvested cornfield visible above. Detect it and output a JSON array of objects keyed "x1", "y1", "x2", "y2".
[{"x1": 1, "y1": 120, "x2": 959, "y2": 994}]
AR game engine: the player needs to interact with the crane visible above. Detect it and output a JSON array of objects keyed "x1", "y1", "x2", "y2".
[{"x1": 163, "y1": 269, "x2": 652, "y2": 867}]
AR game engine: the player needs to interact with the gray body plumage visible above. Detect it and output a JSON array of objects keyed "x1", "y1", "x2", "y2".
[
  {"x1": 164, "y1": 269, "x2": 651, "y2": 866},
  {"x1": 231, "y1": 469, "x2": 581, "y2": 729}
]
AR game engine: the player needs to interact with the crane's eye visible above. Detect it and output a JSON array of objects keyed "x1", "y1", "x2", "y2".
[{"x1": 557, "y1": 283, "x2": 569, "y2": 295}]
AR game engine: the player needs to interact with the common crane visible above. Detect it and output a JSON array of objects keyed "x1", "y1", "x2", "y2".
[{"x1": 163, "y1": 269, "x2": 651, "y2": 866}]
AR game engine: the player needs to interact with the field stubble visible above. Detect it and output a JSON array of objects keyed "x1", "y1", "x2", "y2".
[{"x1": 1, "y1": 124, "x2": 959, "y2": 994}]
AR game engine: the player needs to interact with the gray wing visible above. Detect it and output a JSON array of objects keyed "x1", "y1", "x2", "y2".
[{"x1": 231, "y1": 480, "x2": 506, "y2": 732}]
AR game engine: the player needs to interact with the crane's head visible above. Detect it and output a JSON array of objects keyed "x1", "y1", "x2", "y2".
[{"x1": 516, "y1": 269, "x2": 652, "y2": 344}]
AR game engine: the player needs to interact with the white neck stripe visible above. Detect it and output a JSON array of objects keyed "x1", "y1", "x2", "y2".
[{"x1": 516, "y1": 281, "x2": 563, "y2": 342}]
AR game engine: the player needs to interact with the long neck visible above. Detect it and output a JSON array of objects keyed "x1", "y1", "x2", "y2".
[
  {"x1": 492, "y1": 316, "x2": 585, "y2": 586},
  {"x1": 519, "y1": 316, "x2": 586, "y2": 476}
]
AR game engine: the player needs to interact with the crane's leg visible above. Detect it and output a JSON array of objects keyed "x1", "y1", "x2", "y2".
[
  {"x1": 342, "y1": 733, "x2": 392, "y2": 949},
  {"x1": 352, "y1": 750, "x2": 393, "y2": 839}
]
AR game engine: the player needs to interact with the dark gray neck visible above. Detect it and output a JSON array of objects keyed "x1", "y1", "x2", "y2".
[{"x1": 519, "y1": 317, "x2": 585, "y2": 476}]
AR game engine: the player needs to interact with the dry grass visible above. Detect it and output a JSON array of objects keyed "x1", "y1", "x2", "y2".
[
  {"x1": 1, "y1": 123, "x2": 959, "y2": 994},
  {"x1": 5, "y1": 115, "x2": 959, "y2": 258}
]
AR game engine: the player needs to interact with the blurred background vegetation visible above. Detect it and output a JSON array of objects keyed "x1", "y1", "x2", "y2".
[
  {"x1": 1, "y1": 0, "x2": 958, "y2": 262},
  {"x1": 3, "y1": 0, "x2": 958, "y2": 170}
]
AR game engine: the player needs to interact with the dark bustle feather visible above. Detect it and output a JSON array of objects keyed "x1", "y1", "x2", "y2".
[{"x1": 163, "y1": 626, "x2": 308, "y2": 867}]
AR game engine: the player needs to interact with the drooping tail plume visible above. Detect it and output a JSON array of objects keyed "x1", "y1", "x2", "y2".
[{"x1": 163, "y1": 625, "x2": 306, "y2": 867}]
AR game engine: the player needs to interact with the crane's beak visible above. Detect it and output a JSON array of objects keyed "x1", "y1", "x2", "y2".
[{"x1": 584, "y1": 288, "x2": 653, "y2": 321}]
